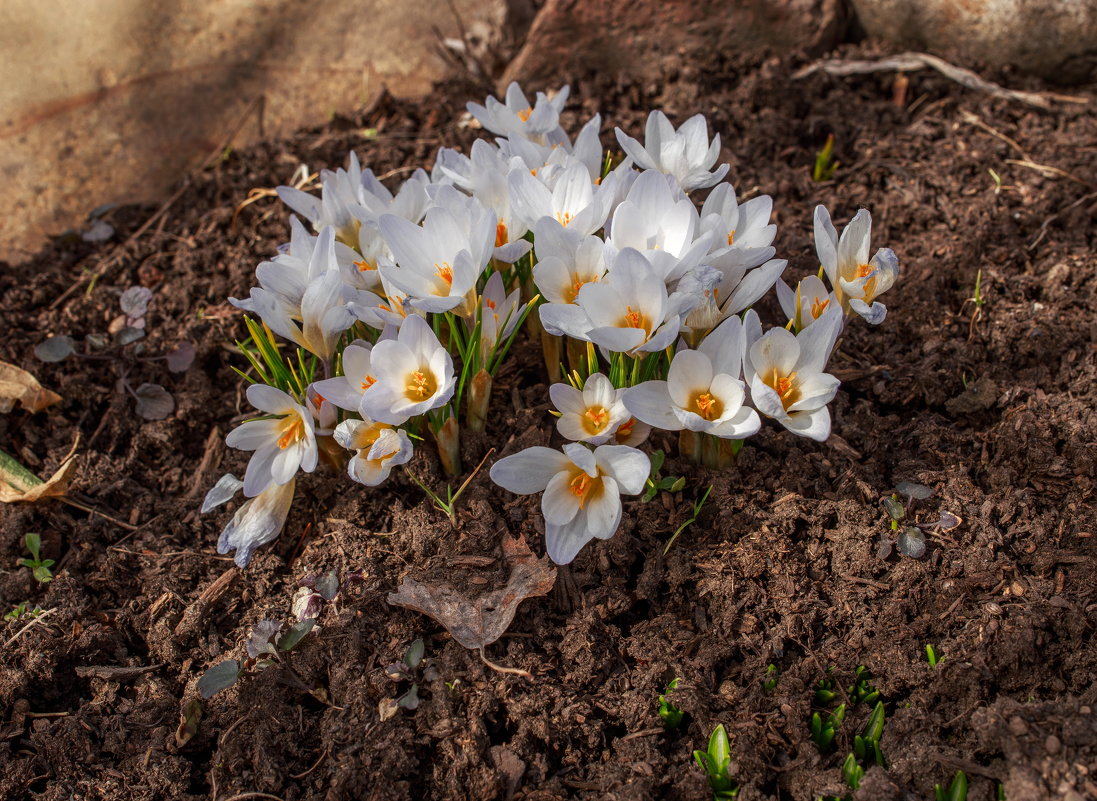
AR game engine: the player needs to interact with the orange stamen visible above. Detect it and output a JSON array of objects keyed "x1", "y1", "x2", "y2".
[
  {"x1": 518, "y1": 107, "x2": 532, "y2": 122},
  {"x1": 727, "y1": 228, "x2": 736, "y2": 246},
  {"x1": 583, "y1": 406, "x2": 609, "y2": 434},
  {"x1": 623, "y1": 306, "x2": 645, "y2": 329},
  {"x1": 616, "y1": 418, "x2": 635, "y2": 440},
  {"x1": 435, "y1": 262, "x2": 453, "y2": 289},
  {"x1": 495, "y1": 221, "x2": 508, "y2": 248},
  {"x1": 569, "y1": 472, "x2": 594, "y2": 508},
  {"x1": 277, "y1": 416, "x2": 303, "y2": 449},
  {"x1": 555, "y1": 211, "x2": 574, "y2": 227},
  {"x1": 405, "y1": 369, "x2": 435, "y2": 400},
  {"x1": 693, "y1": 392, "x2": 720, "y2": 421},
  {"x1": 360, "y1": 375, "x2": 377, "y2": 392},
  {"x1": 354, "y1": 259, "x2": 376, "y2": 272},
  {"x1": 811, "y1": 297, "x2": 831, "y2": 319},
  {"x1": 855, "y1": 263, "x2": 874, "y2": 278}
]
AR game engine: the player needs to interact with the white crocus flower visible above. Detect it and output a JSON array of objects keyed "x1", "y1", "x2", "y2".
[
  {"x1": 215, "y1": 477, "x2": 296, "y2": 568},
  {"x1": 467, "y1": 82, "x2": 570, "y2": 145},
  {"x1": 550, "y1": 373, "x2": 631, "y2": 445},
  {"x1": 814, "y1": 206, "x2": 900, "y2": 324},
  {"x1": 700, "y1": 183, "x2": 777, "y2": 270},
  {"x1": 379, "y1": 189, "x2": 495, "y2": 315},
  {"x1": 604, "y1": 170, "x2": 712, "y2": 283},
  {"x1": 358, "y1": 314, "x2": 455, "y2": 425},
  {"x1": 776, "y1": 274, "x2": 840, "y2": 331},
  {"x1": 278, "y1": 154, "x2": 366, "y2": 246},
  {"x1": 490, "y1": 442, "x2": 649, "y2": 565},
  {"x1": 507, "y1": 160, "x2": 615, "y2": 237},
  {"x1": 614, "y1": 111, "x2": 729, "y2": 192},
  {"x1": 542, "y1": 248, "x2": 693, "y2": 354},
  {"x1": 532, "y1": 220, "x2": 607, "y2": 306},
  {"x1": 742, "y1": 307, "x2": 843, "y2": 442},
  {"x1": 624, "y1": 315, "x2": 760, "y2": 439},
  {"x1": 476, "y1": 271, "x2": 525, "y2": 363},
  {"x1": 310, "y1": 342, "x2": 379, "y2": 413},
  {"x1": 334, "y1": 420, "x2": 413, "y2": 486},
  {"x1": 226, "y1": 384, "x2": 318, "y2": 497}
]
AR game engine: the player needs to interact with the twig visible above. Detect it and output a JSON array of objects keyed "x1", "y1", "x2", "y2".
[
  {"x1": 479, "y1": 647, "x2": 532, "y2": 680},
  {"x1": 793, "y1": 52, "x2": 1087, "y2": 110},
  {"x1": 958, "y1": 109, "x2": 1030, "y2": 160},
  {"x1": 1004, "y1": 159, "x2": 1097, "y2": 189},
  {"x1": 1029, "y1": 191, "x2": 1097, "y2": 250},
  {"x1": 216, "y1": 794, "x2": 286, "y2": 801},
  {"x1": 841, "y1": 574, "x2": 891, "y2": 591},
  {"x1": 619, "y1": 727, "x2": 664, "y2": 742},
  {"x1": 289, "y1": 747, "x2": 330, "y2": 779},
  {"x1": 4, "y1": 607, "x2": 58, "y2": 648}
]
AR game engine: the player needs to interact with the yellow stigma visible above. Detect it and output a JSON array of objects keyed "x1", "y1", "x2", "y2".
[
  {"x1": 435, "y1": 262, "x2": 453, "y2": 289},
  {"x1": 622, "y1": 305, "x2": 646, "y2": 330},
  {"x1": 727, "y1": 228, "x2": 736, "y2": 246},
  {"x1": 582, "y1": 405, "x2": 609, "y2": 434},
  {"x1": 692, "y1": 391, "x2": 722, "y2": 421},
  {"x1": 354, "y1": 259, "x2": 376, "y2": 272},
  {"x1": 405, "y1": 369, "x2": 437, "y2": 401},
  {"x1": 518, "y1": 107, "x2": 532, "y2": 122},
  {"x1": 569, "y1": 471, "x2": 597, "y2": 509},
  {"x1": 766, "y1": 368, "x2": 800, "y2": 410},
  {"x1": 811, "y1": 296, "x2": 831, "y2": 319}
]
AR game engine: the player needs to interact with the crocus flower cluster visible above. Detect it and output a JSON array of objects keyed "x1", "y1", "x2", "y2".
[{"x1": 204, "y1": 82, "x2": 899, "y2": 568}]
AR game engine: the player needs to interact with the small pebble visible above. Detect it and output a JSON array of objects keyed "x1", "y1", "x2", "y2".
[
  {"x1": 1046, "y1": 734, "x2": 1062, "y2": 755},
  {"x1": 1008, "y1": 716, "x2": 1028, "y2": 736}
]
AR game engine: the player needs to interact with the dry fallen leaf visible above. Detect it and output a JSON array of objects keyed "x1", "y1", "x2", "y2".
[
  {"x1": 386, "y1": 533, "x2": 556, "y2": 650},
  {"x1": 0, "y1": 361, "x2": 61, "y2": 414},
  {"x1": 0, "y1": 437, "x2": 79, "y2": 503}
]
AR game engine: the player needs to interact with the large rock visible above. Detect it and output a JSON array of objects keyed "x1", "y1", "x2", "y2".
[
  {"x1": 0, "y1": 0, "x2": 512, "y2": 263},
  {"x1": 503, "y1": 0, "x2": 845, "y2": 93},
  {"x1": 850, "y1": 0, "x2": 1097, "y2": 84}
]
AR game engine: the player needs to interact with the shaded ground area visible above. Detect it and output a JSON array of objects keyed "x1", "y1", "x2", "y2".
[{"x1": 2, "y1": 43, "x2": 1096, "y2": 801}]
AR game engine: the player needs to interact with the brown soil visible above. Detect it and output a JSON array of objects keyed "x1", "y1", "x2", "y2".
[{"x1": 2, "y1": 42, "x2": 1097, "y2": 801}]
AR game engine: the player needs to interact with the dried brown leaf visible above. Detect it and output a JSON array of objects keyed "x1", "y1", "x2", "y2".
[
  {"x1": 0, "y1": 361, "x2": 62, "y2": 414},
  {"x1": 386, "y1": 533, "x2": 556, "y2": 650},
  {"x1": 0, "y1": 438, "x2": 79, "y2": 503}
]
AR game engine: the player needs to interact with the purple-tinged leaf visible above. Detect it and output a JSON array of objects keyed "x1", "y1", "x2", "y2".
[{"x1": 134, "y1": 383, "x2": 174, "y2": 420}]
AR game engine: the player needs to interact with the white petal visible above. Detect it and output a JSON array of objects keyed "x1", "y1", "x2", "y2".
[
  {"x1": 594, "y1": 445, "x2": 650, "y2": 495},
  {"x1": 489, "y1": 447, "x2": 571, "y2": 494}
]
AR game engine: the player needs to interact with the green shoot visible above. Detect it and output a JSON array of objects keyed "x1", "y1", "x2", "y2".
[
  {"x1": 693, "y1": 724, "x2": 740, "y2": 800},
  {"x1": 762, "y1": 664, "x2": 779, "y2": 692},
  {"x1": 962, "y1": 269, "x2": 987, "y2": 339},
  {"x1": 935, "y1": 770, "x2": 968, "y2": 801},
  {"x1": 641, "y1": 449, "x2": 686, "y2": 502},
  {"x1": 233, "y1": 316, "x2": 315, "y2": 399},
  {"x1": 19, "y1": 533, "x2": 55, "y2": 584},
  {"x1": 882, "y1": 495, "x2": 904, "y2": 530},
  {"x1": 407, "y1": 448, "x2": 493, "y2": 525},
  {"x1": 4, "y1": 602, "x2": 44, "y2": 622},
  {"x1": 926, "y1": 644, "x2": 943, "y2": 670},
  {"x1": 813, "y1": 134, "x2": 839, "y2": 182},
  {"x1": 852, "y1": 701, "x2": 886, "y2": 767},
  {"x1": 815, "y1": 674, "x2": 837, "y2": 705},
  {"x1": 810, "y1": 704, "x2": 846, "y2": 753},
  {"x1": 663, "y1": 484, "x2": 713, "y2": 555},
  {"x1": 841, "y1": 752, "x2": 864, "y2": 791},
  {"x1": 847, "y1": 666, "x2": 880, "y2": 706},
  {"x1": 657, "y1": 678, "x2": 684, "y2": 730}
]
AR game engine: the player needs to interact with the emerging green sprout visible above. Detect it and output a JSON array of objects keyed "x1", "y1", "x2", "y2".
[
  {"x1": 813, "y1": 134, "x2": 839, "y2": 182},
  {"x1": 852, "y1": 701, "x2": 887, "y2": 767},
  {"x1": 810, "y1": 704, "x2": 846, "y2": 753},
  {"x1": 762, "y1": 664, "x2": 780, "y2": 692},
  {"x1": 935, "y1": 770, "x2": 968, "y2": 801},
  {"x1": 380, "y1": 638, "x2": 429, "y2": 721},
  {"x1": 926, "y1": 644, "x2": 944, "y2": 669},
  {"x1": 663, "y1": 484, "x2": 713, "y2": 554},
  {"x1": 657, "y1": 677, "x2": 684, "y2": 730},
  {"x1": 18, "y1": 533, "x2": 54, "y2": 584},
  {"x1": 847, "y1": 666, "x2": 880, "y2": 706},
  {"x1": 641, "y1": 449, "x2": 686, "y2": 502},
  {"x1": 815, "y1": 673, "x2": 838, "y2": 704},
  {"x1": 693, "y1": 724, "x2": 740, "y2": 800}
]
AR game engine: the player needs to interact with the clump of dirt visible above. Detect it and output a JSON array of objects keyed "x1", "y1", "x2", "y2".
[{"x1": 2, "y1": 42, "x2": 1096, "y2": 801}]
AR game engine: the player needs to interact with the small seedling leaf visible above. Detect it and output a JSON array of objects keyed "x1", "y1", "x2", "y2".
[
  {"x1": 292, "y1": 589, "x2": 323, "y2": 622},
  {"x1": 133, "y1": 383, "x2": 175, "y2": 420},
  {"x1": 404, "y1": 638, "x2": 425, "y2": 669},
  {"x1": 898, "y1": 526, "x2": 927, "y2": 559},
  {"x1": 278, "y1": 618, "x2": 315, "y2": 651},
  {"x1": 246, "y1": 619, "x2": 283, "y2": 658},
  {"x1": 882, "y1": 496, "x2": 905, "y2": 520},
  {"x1": 197, "y1": 660, "x2": 240, "y2": 699},
  {"x1": 120, "y1": 286, "x2": 153, "y2": 319},
  {"x1": 175, "y1": 698, "x2": 203, "y2": 746},
  {"x1": 114, "y1": 327, "x2": 146, "y2": 346},
  {"x1": 378, "y1": 697, "x2": 400, "y2": 722},
  {"x1": 34, "y1": 336, "x2": 75, "y2": 363},
  {"x1": 398, "y1": 684, "x2": 421, "y2": 710},
  {"x1": 938, "y1": 511, "x2": 962, "y2": 531},
  {"x1": 896, "y1": 481, "x2": 933, "y2": 500},
  {"x1": 876, "y1": 534, "x2": 894, "y2": 560},
  {"x1": 166, "y1": 341, "x2": 196, "y2": 373},
  {"x1": 316, "y1": 569, "x2": 340, "y2": 601}
]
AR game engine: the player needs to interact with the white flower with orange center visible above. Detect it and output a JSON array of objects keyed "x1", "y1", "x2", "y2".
[
  {"x1": 476, "y1": 271, "x2": 526, "y2": 363},
  {"x1": 358, "y1": 314, "x2": 455, "y2": 425},
  {"x1": 309, "y1": 342, "x2": 380, "y2": 415},
  {"x1": 334, "y1": 419, "x2": 413, "y2": 487},
  {"x1": 532, "y1": 221, "x2": 607, "y2": 308},
  {"x1": 814, "y1": 205, "x2": 899, "y2": 324},
  {"x1": 550, "y1": 373, "x2": 631, "y2": 445},
  {"x1": 700, "y1": 182, "x2": 777, "y2": 271},
  {"x1": 225, "y1": 384, "x2": 318, "y2": 497},
  {"x1": 776, "y1": 274, "x2": 840, "y2": 332},
  {"x1": 614, "y1": 110, "x2": 729, "y2": 192},
  {"x1": 490, "y1": 442, "x2": 649, "y2": 565},
  {"x1": 467, "y1": 82, "x2": 570, "y2": 145},
  {"x1": 624, "y1": 315, "x2": 760, "y2": 439},
  {"x1": 508, "y1": 161, "x2": 616, "y2": 237},
  {"x1": 742, "y1": 307, "x2": 843, "y2": 441}
]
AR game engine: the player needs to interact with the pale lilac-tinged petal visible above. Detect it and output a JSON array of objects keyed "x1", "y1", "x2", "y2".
[
  {"x1": 587, "y1": 325, "x2": 647, "y2": 353},
  {"x1": 490, "y1": 447, "x2": 571, "y2": 494},
  {"x1": 870, "y1": 247, "x2": 900, "y2": 295},
  {"x1": 750, "y1": 328, "x2": 800, "y2": 376},
  {"x1": 277, "y1": 187, "x2": 322, "y2": 224},
  {"x1": 298, "y1": 430, "x2": 318, "y2": 472},
  {"x1": 366, "y1": 339, "x2": 413, "y2": 383},
  {"x1": 788, "y1": 373, "x2": 840, "y2": 413},
  {"x1": 738, "y1": 195, "x2": 774, "y2": 234},
  {"x1": 750, "y1": 375, "x2": 788, "y2": 421},
  {"x1": 533, "y1": 216, "x2": 582, "y2": 263},
  {"x1": 639, "y1": 319, "x2": 681, "y2": 353},
  {"x1": 539, "y1": 303, "x2": 592, "y2": 339},
  {"x1": 838, "y1": 209, "x2": 872, "y2": 275},
  {"x1": 797, "y1": 304, "x2": 843, "y2": 374},
  {"x1": 850, "y1": 297, "x2": 888, "y2": 324},
  {"x1": 710, "y1": 373, "x2": 746, "y2": 415},
  {"x1": 333, "y1": 419, "x2": 369, "y2": 450},
  {"x1": 533, "y1": 257, "x2": 575, "y2": 305},
  {"x1": 584, "y1": 477, "x2": 622, "y2": 540},
  {"x1": 722, "y1": 259, "x2": 787, "y2": 316},
  {"x1": 246, "y1": 383, "x2": 296, "y2": 415},
  {"x1": 218, "y1": 477, "x2": 296, "y2": 567},
  {"x1": 226, "y1": 418, "x2": 281, "y2": 451},
  {"x1": 700, "y1": 314, "x2": 745, "y2": 378},
  {"x1": 675, "y1": 408, "x2": 712, "y2": 433},
  {"x1": 595, "y1": 445, "x2": 649, "y2": 495},
  {"x1": 544, "y1": 515, "x2": 595, "y2": 565},
  {"x1": 667, "y1": 350, "x2": 713, "y2": 406},
  {"x1": 557, "y1": 415, "x2": 596, "y2": 443},
  {"x1": 562, "y1": 441, "x2": 598, "y2": 476},
  {"x1": 683, "y1": 163, "x2": 728, "y2": 191},
  {"x1": 583, "y1": 373, "x2": 617, "y2": 410},
  {"x1": 783, "y1": 407, "x2": 831, "y2": 441},
  {"x1": 741, "y1": 309, "x2": 763, "y2": 385},
  {"x1": 508, "y1": 170, "x2": 554, "y2": 228},
  {"x1": 494, "y1": 239, "x2": 532, "y2": 264},
  {"x1": 550, "y1": 383, "x2": 587, "y2": 416},
  {"x1": 407, "y1": 294, "x2": 465, "y2": 315},
  {"x1": 201, "y1": 473, "x2": 244, "y2": 514},
  {"x1": 543, "y1": 470, "x2": 582, "y2": 526},
  {"x1": 615, "y1": 128, "x2": 659, "y2": 172},
  {"x1": 243, "y1": 445, "x2": 279, "y2": 497},
  {"x1": 622, "y1": 382, "x2": 679, "y2": 430},
  {"x1": 269, "y1": 446, "x2": 301, "y2": 486},
  {"x1": 342, "y1": 343, "x2": 374, "y2": 382},
  {"x1": 814, "y1": 205, "x2": 839, "y2": 284},
  {"x1": 398, "y1": 313, "x2": 438, "y2": 363},
  {"x1": 708, "y1": 406, "x2": 761, "y2": 439}
]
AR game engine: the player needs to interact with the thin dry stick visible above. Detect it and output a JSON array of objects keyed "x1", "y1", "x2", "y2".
[
  {"x1": 216, "y1": 794, "x2": 287, "y2": 801},
  {"x1": 793, "y1": 52, "x2": 1088, "y2": 110},
  {"x1": 1004, "y1": 159, "x2": 1097, "y2": 189},
  {"x1": 289, "y1": 747, "x2": 330, "y2": 780},
  {"x1": 958, "y1": 109, "x2": 1030, "y2": 160},
  {"x1": 479, "y1": 647, "x2": 532, "y2": 680},
  {"x1": 4, "y1": 608, "x2": 58, "y2": 648}
]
